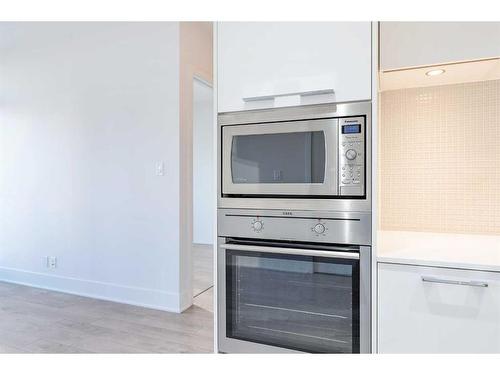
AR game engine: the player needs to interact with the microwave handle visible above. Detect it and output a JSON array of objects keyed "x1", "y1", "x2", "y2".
[
  {"x1": 242, "y1": 89, "x2": 334, "y2": 102},
  {"x1": 220, "y1": 243, "x2": 359, "y2": 260}
]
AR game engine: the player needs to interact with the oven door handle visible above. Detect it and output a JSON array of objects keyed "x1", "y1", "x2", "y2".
[{"x1": 220, "y1": 244, "x2": 359, "y2": 260}]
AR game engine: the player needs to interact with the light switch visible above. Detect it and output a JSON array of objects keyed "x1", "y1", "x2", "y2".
[{"x1": 156, "y1": 161, "x2": 165, "y2": 176}]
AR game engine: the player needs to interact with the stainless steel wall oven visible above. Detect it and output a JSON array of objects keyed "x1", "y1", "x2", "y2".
[{"x1": 217, "y1": 209, "x2": 372, "y2": 353}]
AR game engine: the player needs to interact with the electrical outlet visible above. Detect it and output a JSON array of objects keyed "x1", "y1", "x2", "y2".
[{"x1": 46, "y1": 256, "x2": 57, "y2": 269}]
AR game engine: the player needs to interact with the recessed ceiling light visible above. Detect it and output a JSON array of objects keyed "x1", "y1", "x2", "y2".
[{"x1": 426, "y1": 69, "x2": 445, "y2": 77}]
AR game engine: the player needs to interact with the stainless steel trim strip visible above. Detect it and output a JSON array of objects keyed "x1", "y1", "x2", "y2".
[
  {"x1": 243, "y1": 89, "x2": 335, "y2": 102},
  {"x1": 220, "y1": 243, "x2": 360, "y2": 259},
  {"x1": 359, "y1": 245, "x2": 371, "y2": 353},
  {"x1": 225, "y1": 213, "x2": 360, "y2": 221},
  {"x1": 218, "y1": 101, "x2": 371, "y2": 126},
  {"x1": 421, "y1": 276, "x2": 489, "y2": 288}
]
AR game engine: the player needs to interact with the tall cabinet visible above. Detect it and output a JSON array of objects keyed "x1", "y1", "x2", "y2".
[{"x1": 214, "y1": 22, "x2": 378, "y2": 353}]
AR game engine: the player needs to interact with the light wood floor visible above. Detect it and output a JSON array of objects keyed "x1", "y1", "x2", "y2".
[{"x1": 0, "y1": 245, "x2": 214, "y2": 353}]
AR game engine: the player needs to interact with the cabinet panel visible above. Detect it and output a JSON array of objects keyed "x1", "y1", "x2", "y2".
[
  {"x1": 217, "y1": 22, "x2": 371, "y2": 113},
  {"x1": 380, "y1": 22, "x2": 500, "y2": 71},
  {"x1": 378, "y1": 262, "x2": 500, "y2": 353}
]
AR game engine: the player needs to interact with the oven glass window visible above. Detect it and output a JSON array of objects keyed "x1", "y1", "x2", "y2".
[
  {"x1": 225, "y1": 249, "x2": 360, "y2": 353},
  {"x1": 230, "y1": 131, "x2": 326, "y2": 184}
]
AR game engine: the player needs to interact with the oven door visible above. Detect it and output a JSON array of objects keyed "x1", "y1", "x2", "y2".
[
  {"x1": 222, "y1": 118, "x2": 339, "y2": 197},
  {"x1": 217, "y1": 239, "x2": 371, "y2": 353}
]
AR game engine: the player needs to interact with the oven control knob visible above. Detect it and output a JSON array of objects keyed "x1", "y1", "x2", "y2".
[
  {"x1": 345, "y1": 149, "x2": 357, "y2": 160},
  {"x1": 252, "y1": 220, "x2": 263, "y2": 232},
  {"x1": 314, "y1": 223, "x2": 326, "y2": 234}
]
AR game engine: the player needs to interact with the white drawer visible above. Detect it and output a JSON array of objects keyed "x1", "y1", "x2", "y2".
[{"x1": 378, "y1": 262, "x2": 500, "y2": 353}]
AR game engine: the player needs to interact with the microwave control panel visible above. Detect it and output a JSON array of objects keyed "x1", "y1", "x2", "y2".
[{"x1": 338, "y1": 117, "x2": 365, "y2": 196}]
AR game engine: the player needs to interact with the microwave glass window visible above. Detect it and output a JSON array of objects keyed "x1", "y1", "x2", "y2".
[
  {"x1": 342, "y1": 124, "x2": 361, "y2": 134},
  {"x1": 225, "y1": 250, "x2": 360, "y2": 353},
  {"x1": 230, "y1": 131, "x2": 326, "y2": 184}
]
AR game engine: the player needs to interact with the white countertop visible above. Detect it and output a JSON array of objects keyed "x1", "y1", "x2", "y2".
[{"x1": 377, "y1": 230, "x2": 500, "y2": 272}]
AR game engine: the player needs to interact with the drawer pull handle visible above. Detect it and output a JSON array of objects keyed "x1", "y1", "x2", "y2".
[
  {"x1": 421, "y1": 276, "x2": 488, "y2": 288},
  {"x1": 242, "y1": 89, "x2": 335, "y2": 102}
]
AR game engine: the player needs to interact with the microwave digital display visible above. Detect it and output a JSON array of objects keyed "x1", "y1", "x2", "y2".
[{"x1": 342, "y1": 124, "x2": 361, "y2": 134}]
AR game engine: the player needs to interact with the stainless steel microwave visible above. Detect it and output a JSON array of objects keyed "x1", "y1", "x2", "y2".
[{"x1": 217, "y1": 101, "x2": 372, "y2": 212}]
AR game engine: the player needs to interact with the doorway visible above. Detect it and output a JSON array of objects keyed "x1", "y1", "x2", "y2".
[{"x1": 192, "y1": 77, "x2": 214, "y2": 311}]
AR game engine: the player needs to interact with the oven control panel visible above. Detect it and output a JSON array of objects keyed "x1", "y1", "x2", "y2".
[
  {"x1": 338, "y1": 117, "x2": 365, "y2": 196},
  {"x1": 252, "y1": 219, "x2": 331, "y2": 237},
  {"x1": 218, "y1": 209, "x2": 372, "y2": 246}
]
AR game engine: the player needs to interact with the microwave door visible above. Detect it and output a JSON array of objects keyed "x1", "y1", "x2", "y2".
[{"x1": 222, "y1": 118, "x2": 339, "y2": 197}]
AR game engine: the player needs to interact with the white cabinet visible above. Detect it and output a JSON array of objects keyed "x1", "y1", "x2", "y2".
[
  {"x1": 380, "y1": 22, "x2": 500, "y2": 71},
  {"x1": 217, "y1": 22, "x2": 372, "y2": 113},
  {"x1": 378, "y1": 262, "x2": 500, "y2": 353}
]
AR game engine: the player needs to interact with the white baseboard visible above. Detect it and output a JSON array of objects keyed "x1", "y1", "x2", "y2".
[
  {"x1": 179, "y1": 289, "x2": 194, "y2": 313},
  {"x1": 192, "y1": 242, "x2": 214, "y2": 248},
  {"x1": 0, "y1": 266, "x2": 182, "y2": 313}
]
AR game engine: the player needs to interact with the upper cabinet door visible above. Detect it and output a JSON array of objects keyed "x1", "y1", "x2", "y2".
[
  {"x1": 380, "y1": 22, "x2": 500, "y2": 71},
  {"x1": 217, "y1": 22, "x2": 372, "y2": 113}
]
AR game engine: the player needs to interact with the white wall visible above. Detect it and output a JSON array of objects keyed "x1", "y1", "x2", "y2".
[
  {"x1": 192, "y1": 79, "x2": 214, "y2": 245},
  {"x1": 0, "y1": 22, "x2": 183, "y2": 311}
]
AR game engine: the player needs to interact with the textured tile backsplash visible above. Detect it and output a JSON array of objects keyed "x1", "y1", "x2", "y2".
[{"x1": 380, "y1": 80, "x2": 500, "y2": 234}]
